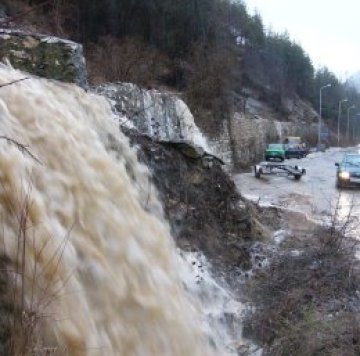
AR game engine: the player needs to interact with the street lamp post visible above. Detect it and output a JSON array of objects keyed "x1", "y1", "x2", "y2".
[
  {"x1": 347, "y1": 105, "x2": 355, "y2": 142},
  {"x1": 353, "y1": 113, "x2": 360, "y2": 142},
  {"x1": 337, "y1": 99, "x2": 348, "y2": 145},
  {"x1": 318, "y1": 84, "x2": 332, "y2": 146}
]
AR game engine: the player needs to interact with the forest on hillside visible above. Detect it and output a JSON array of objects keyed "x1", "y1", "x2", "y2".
[{"x1": 4, "y1": 0, "x2": 360, "y2": 130}]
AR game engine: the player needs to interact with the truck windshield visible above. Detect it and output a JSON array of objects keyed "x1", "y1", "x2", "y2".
[{"x1": 268, "y1": 144, "x2": 283, "y2": 150}]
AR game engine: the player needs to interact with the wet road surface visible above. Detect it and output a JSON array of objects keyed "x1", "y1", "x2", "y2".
[{"x1": 234, "y1": 147, "x2": 360, "y2": 223}]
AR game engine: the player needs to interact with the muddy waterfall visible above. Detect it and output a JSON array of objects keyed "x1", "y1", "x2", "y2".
[{"x1": 0, "y1": 65, "x2": 213, "y2": 355}]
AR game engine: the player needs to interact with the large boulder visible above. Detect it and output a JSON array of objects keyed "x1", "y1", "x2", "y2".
[
  {"x1": 95, "y1": 82, "x2": 210, "y2": 152},
  {"x1": 0, "y1": 29, "x2": 87, "y2": 88}
]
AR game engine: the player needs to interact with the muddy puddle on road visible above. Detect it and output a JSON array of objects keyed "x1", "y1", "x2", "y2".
[{"x1": 234, "y1": 148, "x2": 360, "y2": 224}]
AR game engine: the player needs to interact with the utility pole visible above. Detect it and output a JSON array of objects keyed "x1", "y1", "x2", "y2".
[
  {"x1": 318, "y1": 84, "x2": 331, "y2": 147},
  {"x1": 347, "y1": 105, "x2": 355, "y2": 142},
  {"x1": 337, "y1": 99, "x2": 348, "y2": 145}
]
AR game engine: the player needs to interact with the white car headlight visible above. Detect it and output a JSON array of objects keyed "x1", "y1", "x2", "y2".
[{"x1": 339, "y1": 171, "x2": 350, "y2": 179}]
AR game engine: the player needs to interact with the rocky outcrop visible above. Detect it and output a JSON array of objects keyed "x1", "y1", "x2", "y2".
[
  {"x1": 284, "y1": 96, "x2": 318, "y2": 123},
  {"x1": 96, "y1": 81, "x2": 320, "y2": 170},
  {"x1": 0, "y1": 28, "x2": 322, "y2": 170},
  {"x1": 195, "y1": 87, "x2": 320, "y2": 170},
  {"x1": 98, "y1": 82, "x2": 324, "y2": 170},
  {"x1": 95, "y1": 83, "x2": 210, "y2": 152},
  {"x1": 0, "y1": 29, "x2": 87, "y2": 87},
  {"x1": 127, "y1": 131, "x2": 258, "y2": 275},
  {"x1": 242, "y1": 88, "x2": 318, "y2": 124}
]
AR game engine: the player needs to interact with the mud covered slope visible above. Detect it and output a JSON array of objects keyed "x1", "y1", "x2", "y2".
[{"x1": 128, "y1": 132, "x2": 263, "y2": 273}]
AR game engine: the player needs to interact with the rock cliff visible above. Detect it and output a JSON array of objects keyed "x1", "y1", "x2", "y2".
[
  {"x1": 0, "y1": 29, "x2": 322, "y2": 171},
  {"x1": 95, "y1": 83, "x2": 210, "y2": 152},
  {"x1": 0, "y1": 29, "x2": 87, "y2": 87}
]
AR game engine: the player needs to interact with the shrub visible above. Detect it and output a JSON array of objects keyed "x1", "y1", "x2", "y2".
[
  {"x1": 245, "y1": 196, "x2": 360, "y2": 355},
  {"x1": 87, "y1": 36, "x2": 171, "y2": 87}
]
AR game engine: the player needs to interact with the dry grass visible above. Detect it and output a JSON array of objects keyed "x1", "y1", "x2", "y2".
[
  {"x1": 0, "y1": 139, "x2": 69, "y2": 355},
  {"x1": 0, "y1": 188, "x2": 63, "y2": 355},
  {"x1": 245, "y1": 196, "x2": 360, "y2": 355}
]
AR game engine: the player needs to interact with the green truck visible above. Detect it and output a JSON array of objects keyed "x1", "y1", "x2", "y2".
[{"x1": 265, "y1": 143, "x2": 286, "y2": 162}]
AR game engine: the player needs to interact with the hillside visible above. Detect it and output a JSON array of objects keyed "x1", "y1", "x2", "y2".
[{"x1": 2, "y1": 0, "x2": 359, "y2": 139}]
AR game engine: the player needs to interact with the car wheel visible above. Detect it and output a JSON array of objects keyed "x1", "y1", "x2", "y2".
[
  {"x1": 294, "y1": 174, "x2": 301, "y2": 180},
  {"x1": 336, "y1": 180, "x2": 343, "y2": 189}
]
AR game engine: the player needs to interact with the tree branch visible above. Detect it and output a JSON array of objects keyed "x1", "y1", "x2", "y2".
[
  {"x1": 0, "y1": 78, "x2": 29, "y2": 89},
  {"x1": 0, "y1": 0, "x2": 54, "y2": 27},
  {"x1": 0, "y1": 136, "x2": 42, "y2": 165}
]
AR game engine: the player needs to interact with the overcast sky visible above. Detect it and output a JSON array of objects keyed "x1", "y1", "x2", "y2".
[{"x1": 243, "y1": 0, "x2": 360, "y2": 80}]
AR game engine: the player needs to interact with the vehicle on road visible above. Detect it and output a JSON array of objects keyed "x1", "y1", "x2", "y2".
[
  {"x1": 335, "y1": 153, "x2": 360, "y2": 188},
  {"x1": 285, "y1": 144, "x2": 308, "y2": 159},
  {"x1": 283, "y1": 136, "x2": 308, "y2": 158},
  {"x1": 265, "y1": 143, "x2": 286, "y2": 161},
  {"x1": 254, "y1": 161, "x2": 306, "y2": 180}
]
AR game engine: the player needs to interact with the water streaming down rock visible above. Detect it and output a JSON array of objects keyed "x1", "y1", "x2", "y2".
[
  {"x1": 179, "y1": 251, "x2": 261, "y2": 356},
  {"x1": 0, "y1": 64, "x2": 212, "y2": 355}
]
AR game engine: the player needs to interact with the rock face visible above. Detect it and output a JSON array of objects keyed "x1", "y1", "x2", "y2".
[
  {"x1": 190, "y1": 84, "x2": 322, "y2": 169},
  {"x1": 231, "y1": 113, "x2": 280, "y2": 168},
  {"x1": 95, "y1": 82, "x2": 322, "y2": 170},
  {"x1": 0, "y1": 29, "x2": 87, "y2": 87},
  {"x1": 242, "y1": 88, "x2": 318, "y2": 124},
  {"x1": 203, "y1": 120, "x2": 234, "y2": 170},
  {"x1": 127, "y1": 131, "x2": 255, "y2": 275},
  {"x1": 230, "y1": 113, "x2": 318, "y2": 168},
  {"x1": 196, "y1": 90, "x2": 319, "y2": 170},
  {"x1": 198, "y1": 112, "x2": 318, "y2": 170},
  {"x1": 95, "y1": 83, "x2": 210, "y2": 152},
  {"x1": 0, "y1": 29, "x2": 323, "y2": 170}
]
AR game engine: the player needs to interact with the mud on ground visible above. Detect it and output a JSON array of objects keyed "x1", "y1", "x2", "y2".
[{"x1": 128, "y1": 132, "x2": 261, "y2": 275}]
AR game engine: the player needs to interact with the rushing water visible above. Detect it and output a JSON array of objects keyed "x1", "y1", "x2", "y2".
[
  {"x1": 179, "y1": 251, "x2": 261, "y2": 356},
  {"x1": 0, "y1": 65, "x2": 214, "y2": 355}
]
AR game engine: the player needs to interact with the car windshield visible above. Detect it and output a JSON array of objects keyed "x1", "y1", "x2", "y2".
[
  {"x1": 268, "y1": 144, "x2": 283, "y2": 150},
  {"x1": 344, "y1": 155, "x2": 360, "y2": 166}
]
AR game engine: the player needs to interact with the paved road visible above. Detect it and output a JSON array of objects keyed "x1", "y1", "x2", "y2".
[{"x1": 234, "y1": 147, "x2": 360, "y2": 225}]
